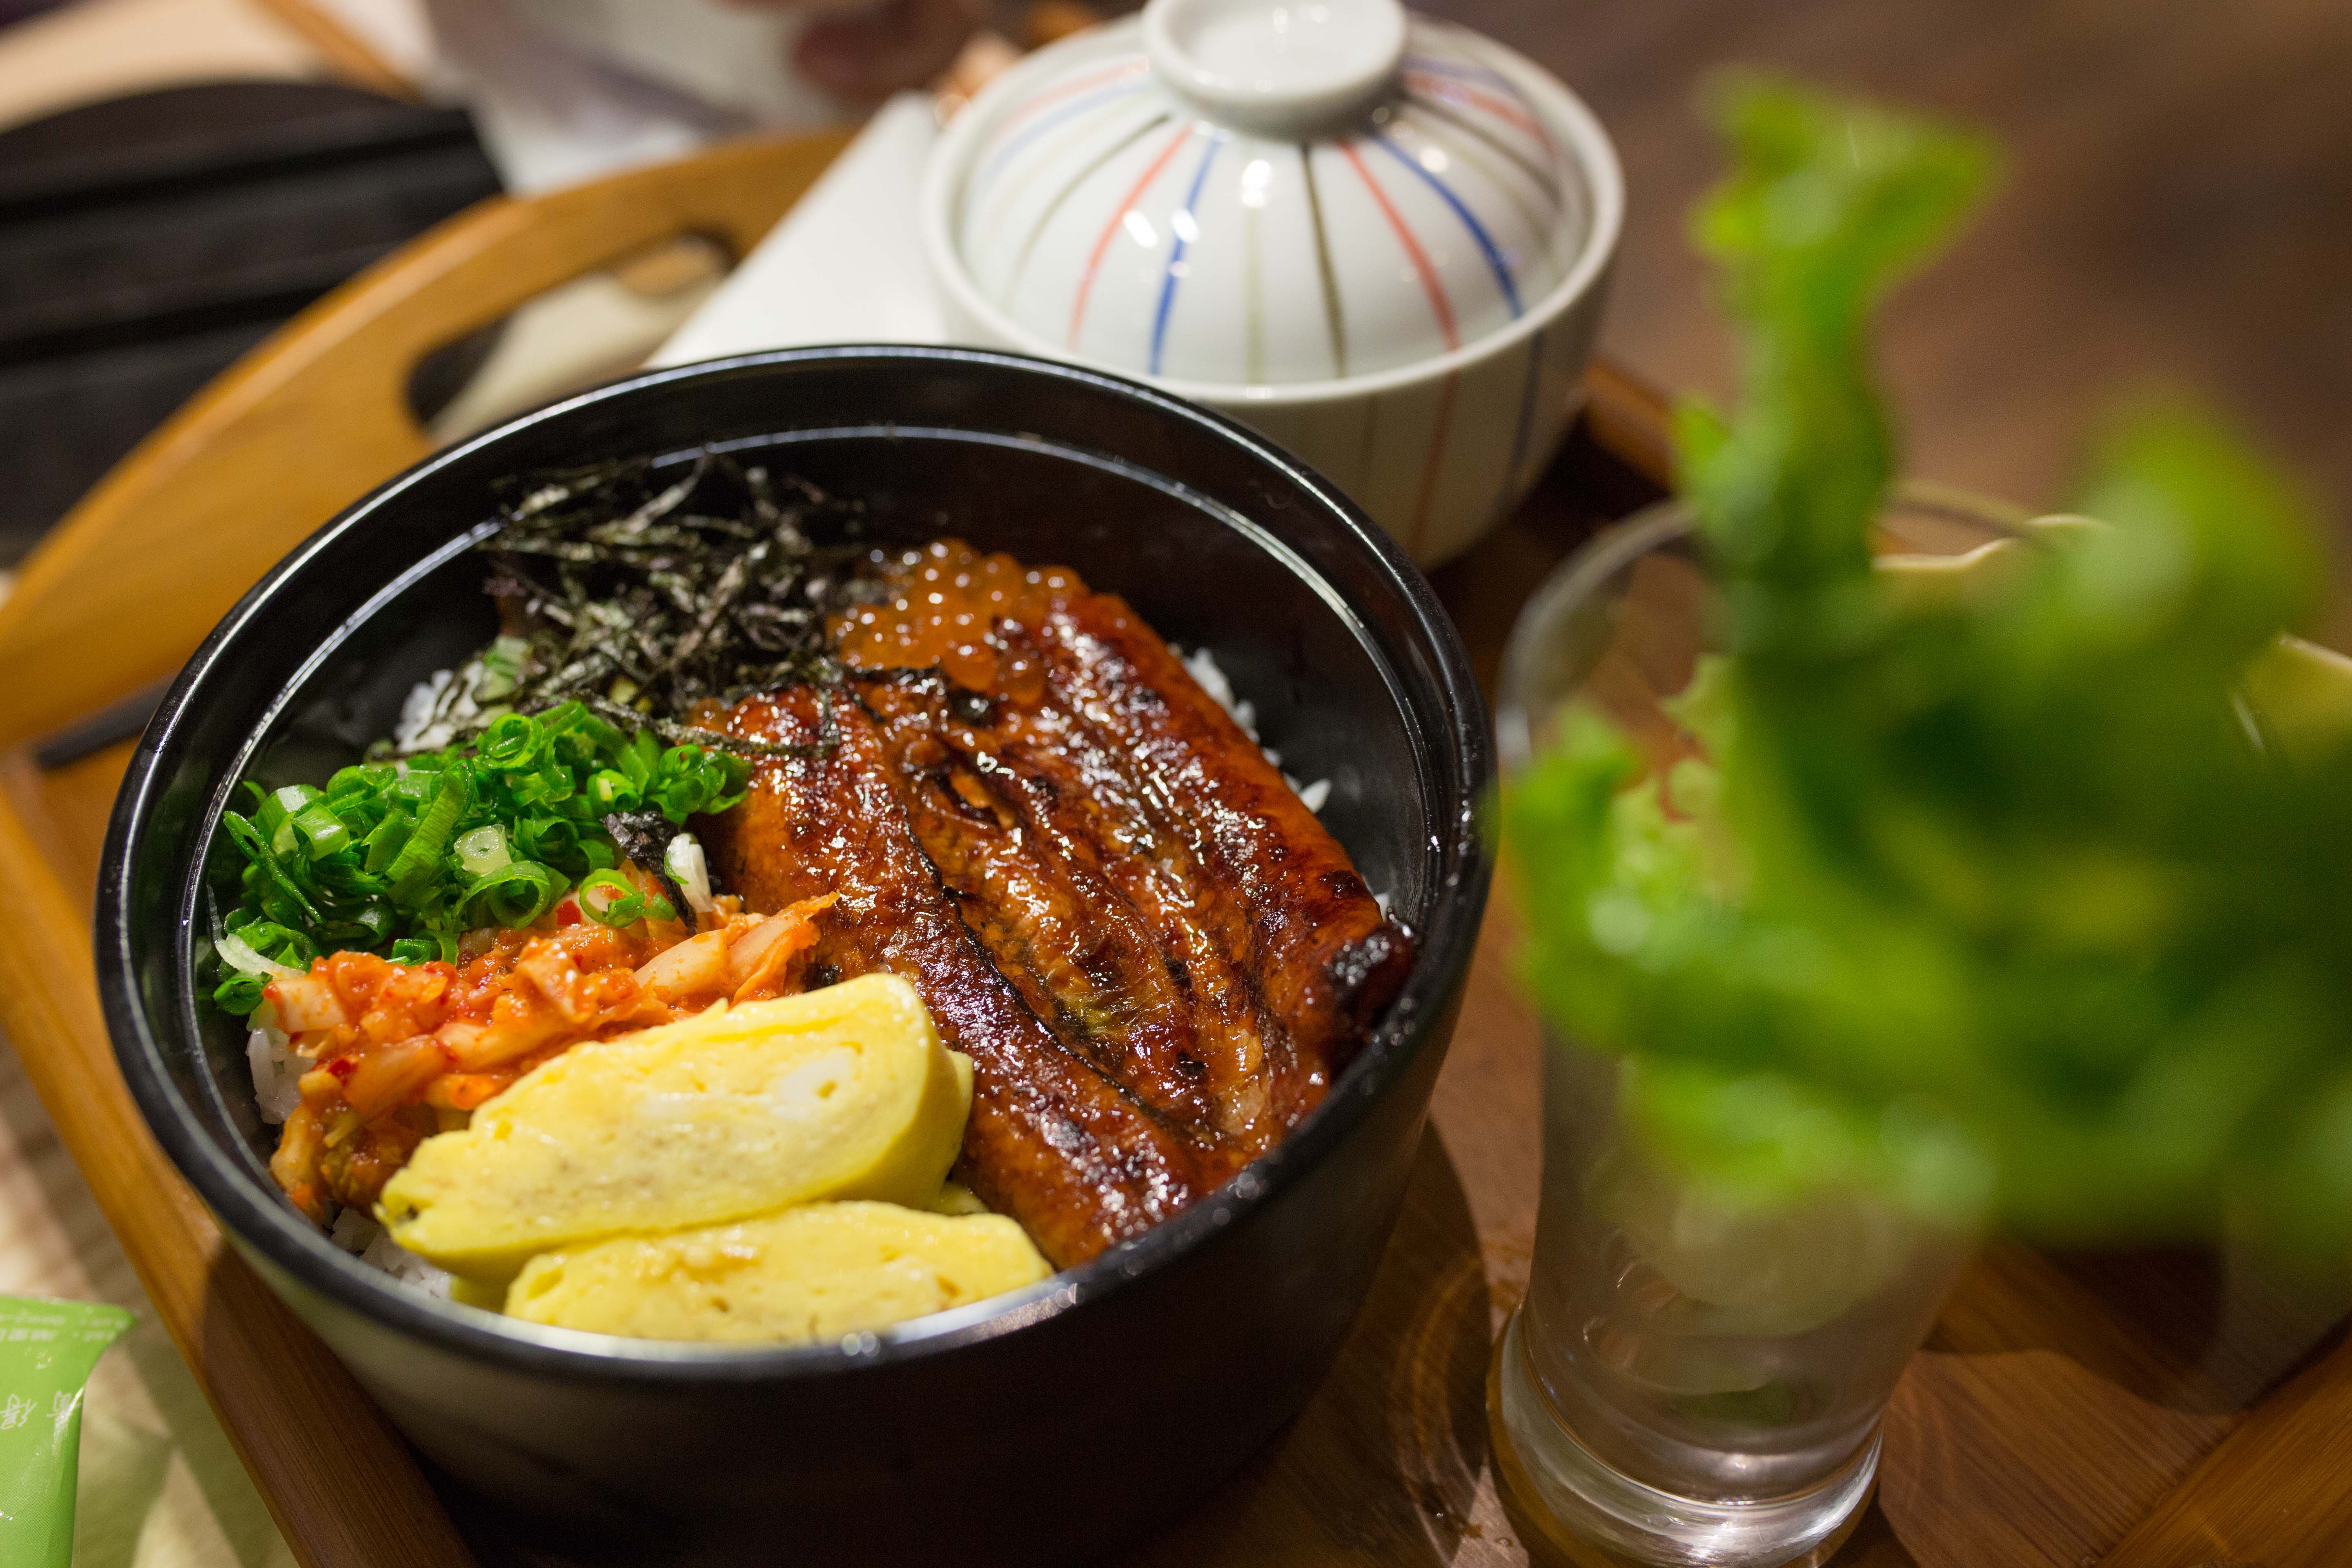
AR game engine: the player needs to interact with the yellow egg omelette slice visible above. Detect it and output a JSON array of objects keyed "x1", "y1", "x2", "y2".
[
  {"x1": 504, "y1": 1201, "x2": 1050, "y2": 1344},
  {"x1": 378, "y1": 973, "x2": 972, "y2": 1282}
]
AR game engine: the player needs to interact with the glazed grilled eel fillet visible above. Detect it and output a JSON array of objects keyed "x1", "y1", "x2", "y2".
[{"x1": 709, "y1": 586, "x2": 1413, "y2": 1268}]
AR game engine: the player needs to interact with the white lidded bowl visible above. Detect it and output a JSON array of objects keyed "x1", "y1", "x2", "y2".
[{"x1": 922, "y1": 0, "x2": 1623, "y2": 565}]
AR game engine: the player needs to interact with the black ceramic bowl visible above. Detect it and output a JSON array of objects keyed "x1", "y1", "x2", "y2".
[{"x1": 99, "y1": 346, "x2": 1492, "y2": 1566}]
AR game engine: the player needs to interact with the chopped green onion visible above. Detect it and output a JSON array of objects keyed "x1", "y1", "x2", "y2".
[
  {"x1": 222, "y1": 813, "x2": 320, "y2": 926},
  {"x1": 477, "y1": 713, "x2": 548, "y2": 772},
  {"x1": 214, "y1": 972, "x2": 267, "y2": 1013},
  {"x1": 459, "y1": 860, "x2": 566, "y2": 929},
  {"x1": 266, "y1": 786, "x2": 325, "y2": 856},
  {"x1": 211, "y1": 930, "x2": 298, "y2": 1018},
  {"x1": 327, "y1": 763, "x2": 392, "y2": 804},
  {"x1": 708, "y1": 753, "x2": 753, "y2": 814},
  {"x1": 576, "y1": 870, "x2": 638, "y2": 927},
  {"x1": 318, "y1": 900, "x2": 397, "y2": 947},
  {"x1": 289, "y1": 802, "x2": 352, "y2": 860},
  {"x1": 209, "y1": 693, "x2": 738, "y2": 1007},
  {"x1": 454, "y1": 824, "x2": 512, "y2": 879},
  {"x1": 362, "y1": 813, "x2": 411, "y2": 873},
  {"x1": 548, "y1": 701, "x2": 625, "y2": 760},
  {"x1": 576, "y1": 869, "x2": 675, "y2": 929},
  {"x1": 385, "y1": 771, "x2": 470, "y2": 905},
  {"x1": 588, "y1": 769, "x2": 639, "y2": 813},
  {"x1": 619, "y1": 728, "x2": 659, "y2": 788},
  {"x1": 510, "y1": 765, "x2": 574, "y2": 808},
  {"x1": 223, "y1": 915, "x2": 316, "y2": 968}
]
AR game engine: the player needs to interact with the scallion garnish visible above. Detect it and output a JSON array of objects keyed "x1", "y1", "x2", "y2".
[
  {"x1": 576, "y1": 869, "x2": 677, "y2": 929},
  {"x1": 209, "y1": 702, "x2": 748, "y2": 1010}
]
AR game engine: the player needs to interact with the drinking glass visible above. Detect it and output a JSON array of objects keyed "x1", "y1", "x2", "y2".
[{"x1": 1488, "y1": 488, "x2": 2020, "y2": 1567}]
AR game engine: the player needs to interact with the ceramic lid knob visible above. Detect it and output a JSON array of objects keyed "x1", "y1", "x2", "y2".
[{"x1": 1142, "y1": 0, "x2": 1408, "y2": 138}]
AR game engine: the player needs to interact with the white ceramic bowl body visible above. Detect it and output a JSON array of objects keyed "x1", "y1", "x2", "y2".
[{"x1": 923, "y1": 7, "x2": 1623, "y2": 566}]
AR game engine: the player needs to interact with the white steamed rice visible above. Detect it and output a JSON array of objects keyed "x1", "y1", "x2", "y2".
[
  {"x1": 329, "y1": 1208, "x2": 454, "y2": 1298},
  {"x1": 246, "y1": 1019, "x2": 302, "y2": 1125},
  {"x1": 1182, "y1": 648, "x2": 1332, "y2": 814}
]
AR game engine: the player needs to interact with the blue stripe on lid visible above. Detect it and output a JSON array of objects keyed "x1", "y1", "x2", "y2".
[
  {"x1": 1370, "y1": 132, "x2": 1521, "y2": 317},
  {"x1": 1148, "y1": 131, "x2": 1227, "y2": 377}
]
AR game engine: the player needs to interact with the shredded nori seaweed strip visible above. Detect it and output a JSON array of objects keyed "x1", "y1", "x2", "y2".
[
  {"x1": 604, "y1": 810, "x2": 693, "y2": 922},
  {"x1": 427, "y1": 450, "x2": 874, "y2": 759}
]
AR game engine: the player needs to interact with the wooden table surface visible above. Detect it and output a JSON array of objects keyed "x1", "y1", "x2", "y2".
[{"x1": 1423, "y1": 0, "x2": 2352, "y2": 534}]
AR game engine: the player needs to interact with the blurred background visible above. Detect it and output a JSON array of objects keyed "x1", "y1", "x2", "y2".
[{"x1": 1, "y1": 0, "x2": 2345, "y2": 575}]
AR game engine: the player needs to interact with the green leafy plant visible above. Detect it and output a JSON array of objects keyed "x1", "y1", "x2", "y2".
[{"x1": 1504, "y1": 78, "x2": 2352, "y2": 1256}]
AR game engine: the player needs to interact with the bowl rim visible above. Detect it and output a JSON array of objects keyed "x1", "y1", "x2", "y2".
[
  {"x1": 97, "y1": 343, "x2": 1495, "y2": 1383},
  {"x1": 920, "y1": 15, "x2": 1626, "y2": 407}
]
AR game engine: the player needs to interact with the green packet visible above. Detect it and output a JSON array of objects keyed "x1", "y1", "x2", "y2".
[{"x1": 0, "y1": 1295, "x2": 136, "y2": 1568}]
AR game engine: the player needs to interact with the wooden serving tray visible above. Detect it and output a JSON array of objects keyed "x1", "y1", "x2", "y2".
[{"x1": 2, "y1": 130, "x2": 2347, "y2": 1568}]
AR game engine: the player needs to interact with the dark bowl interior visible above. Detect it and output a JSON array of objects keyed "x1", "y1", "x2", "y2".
[{"x1": 99, "y1": 346, "x2": 1492, "y2": 1563}]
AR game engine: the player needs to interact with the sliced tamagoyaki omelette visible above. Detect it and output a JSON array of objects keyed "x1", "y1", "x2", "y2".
[
  {"x1": 377, "y1": 974, "x2": 971, "y2": 1283},
  {"x1": 505, "y1": 1201, "x2": 1050, "y2": 1344}
]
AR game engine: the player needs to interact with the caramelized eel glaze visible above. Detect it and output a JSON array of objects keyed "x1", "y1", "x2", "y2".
[{"x1": 708, "y1": 560, "x2": 1412, "y2": 1267}]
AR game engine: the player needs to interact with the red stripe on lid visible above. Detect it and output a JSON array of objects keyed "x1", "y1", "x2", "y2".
[
  {"x1": 1068, "y1": 123, "x2": 1195, "y2": 348},
  {"x1": 1338, "y1": 140, "x2": 1459, "y2": 352}
]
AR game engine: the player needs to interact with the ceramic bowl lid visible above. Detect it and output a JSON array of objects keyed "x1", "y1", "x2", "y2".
[{"x1": 941, "y1": 0, "x2": 1591, "y2": 389}]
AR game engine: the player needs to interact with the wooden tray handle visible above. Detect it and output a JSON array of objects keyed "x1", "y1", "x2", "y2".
[{"x1": 0, "y1": 129, "x2": 853, "y2": 754}]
